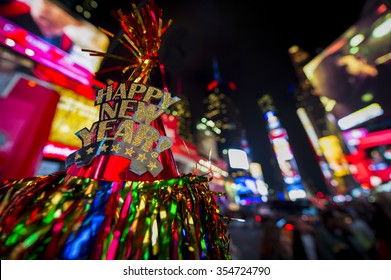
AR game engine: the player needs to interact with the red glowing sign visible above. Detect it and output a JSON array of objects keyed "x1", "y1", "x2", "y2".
[{"x1": 0, "y1": 16, "x2": 94, "y2": 85}]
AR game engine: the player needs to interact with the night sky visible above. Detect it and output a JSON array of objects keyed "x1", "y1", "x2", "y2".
[{"x1": 94, "y1": 0, "x2": 369, "y2": 189}]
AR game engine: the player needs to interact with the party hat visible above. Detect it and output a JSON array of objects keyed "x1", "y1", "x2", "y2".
[{"x1": 66, "y1": 0, "x2": 179, "y2": 181}]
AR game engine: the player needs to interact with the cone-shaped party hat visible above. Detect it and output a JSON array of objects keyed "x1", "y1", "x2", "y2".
[{"x1": 66, "y1": 0, "x2": 178, "y2": 181}]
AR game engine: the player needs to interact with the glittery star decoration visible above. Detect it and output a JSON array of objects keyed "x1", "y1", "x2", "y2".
[
  {"x1": 125, "y1": 147, "x2": 135, "y2": 156},
  {"x1": 100, "y1": 143, "x2": 109, "y2": 152},
  {"x1": 111, "y1": 144, "x2": 121, "y2": 153},
  {"x1": 147, "y1": 161, "x2": 157, "y2": 171},
  {"x1": 137, "y1": 153, "x2": 147, "y2": 162},
  {"x1": 130, "y1": 147, "x2": 163, "y2": 176},
  {"x1": 65, "y1": 136, "x2": 171, "y2": 176}
]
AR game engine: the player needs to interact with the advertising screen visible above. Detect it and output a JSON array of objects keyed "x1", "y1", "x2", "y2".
[
  {"x1": 346, "y1": 128, "x2": 391, "y2": 188},
  {"x1": 0, "y1": 0, "x2": 109, "y2": 79},
  {"x1": 48, "y1": 84, "x2": 99, "y2": 148},
  {"x1": 319, "y1": 135, "x2": 351, "y2": 178},
  {"x1": 304, "y1": 3, "x2": 391, "y2": 127}
]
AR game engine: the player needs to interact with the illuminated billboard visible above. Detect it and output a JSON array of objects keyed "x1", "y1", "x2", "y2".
[
  {"x1": 48, "y1": 84, "x2": 99, "y2": 148},
  {"x1": 0, "y1": 0, "x2": 109, "y2": 81},
  {"x1": 319, "y1": 135, "x2": 351, "y2": 178},
  {"x1": 270, "y1": 129, "x2": 302, "y2": 185},
  {"x1": 303, "y1": 3, "x2": 391, "y2": 126},
  {"x1": 346, "y1": 128, "x2": 391, "y2": 188},
  {"x1": 228, "y1": 149, "x2": 249, "y2": 170}
]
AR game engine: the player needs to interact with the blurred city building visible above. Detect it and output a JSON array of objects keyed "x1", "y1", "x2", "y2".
[{"x1": 201, "y1": 59, "x2": 250, "y2": 177}]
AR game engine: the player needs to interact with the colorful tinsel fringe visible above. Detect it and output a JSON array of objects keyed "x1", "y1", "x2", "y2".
[{"x1": 0, "y1": 172, "x2": 231, "y2": 260}]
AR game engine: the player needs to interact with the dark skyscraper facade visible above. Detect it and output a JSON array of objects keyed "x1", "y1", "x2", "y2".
[
  {"x1": 200, "y1": 60, "x2": 249, "y2": 177},
  {"x1": 203, "y1": 84, "x2": 243, "y2": 155}
]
